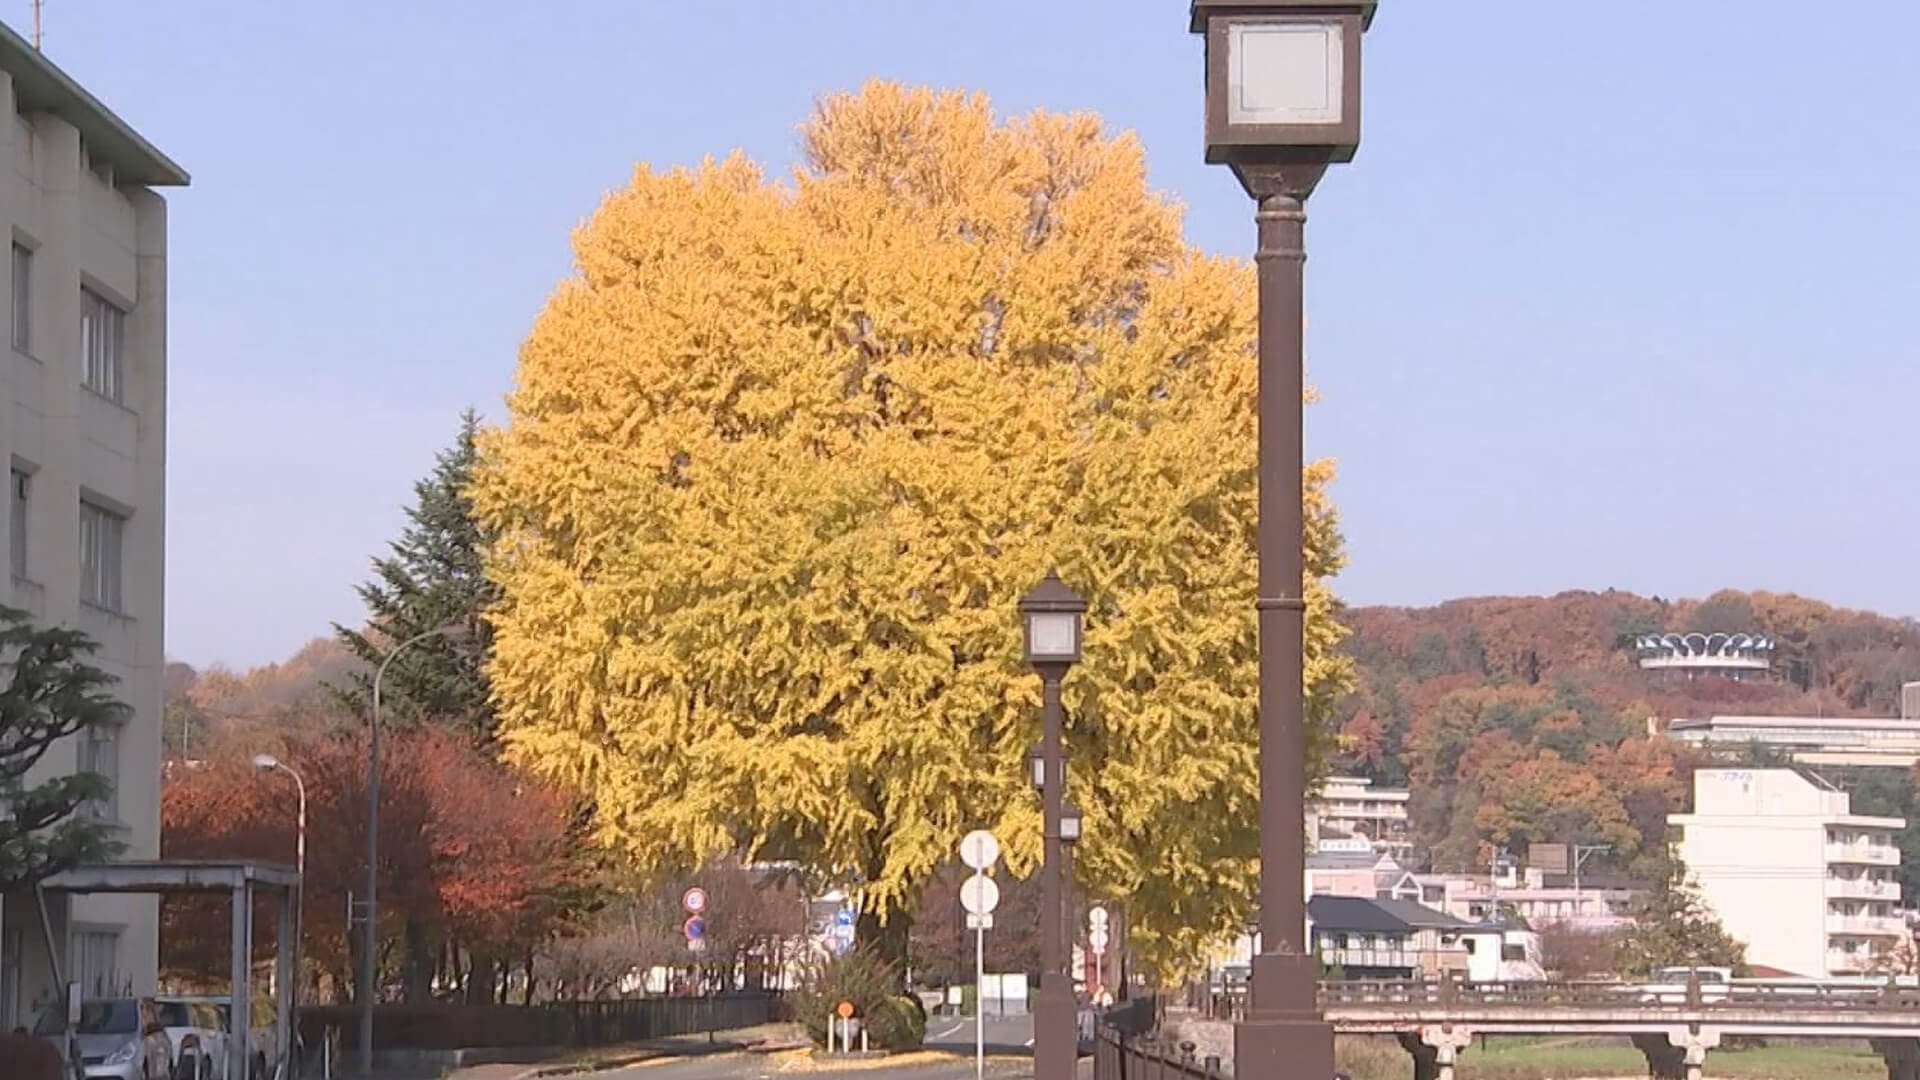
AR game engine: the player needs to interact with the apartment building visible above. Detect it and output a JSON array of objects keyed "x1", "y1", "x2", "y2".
[
  {"x1": 1423, "y1": 865, "x2": 1644, "y2": 933},
  {"x1": 0, "y1": 22, "x2": 186, "y2": 1027},
  {"x1": 1309, "y1": 775, "x2": 1413, "y2": 855},
  {"x1": 1672, "y1": 768, "x2": 1905, "y2": 978}
]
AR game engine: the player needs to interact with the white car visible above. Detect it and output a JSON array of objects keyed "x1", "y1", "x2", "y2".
[
  {"x1": 1635, "y1": 966, "x2": 1733, "y2": 1004},
  {"x1": 155, "y1": 999, "x2": 229, "y2": 1080}
]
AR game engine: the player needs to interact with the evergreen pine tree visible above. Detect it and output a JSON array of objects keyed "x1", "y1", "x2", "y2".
[
  {"x1": 0, "y1": 606, "x2": 128, "y2": 892},
  {"x1": 335, "y1": 410, "x2": 497, "y2": 739},
  {"x1": 1615, "y1": 853, "x2": 1747, "y2": 976}
]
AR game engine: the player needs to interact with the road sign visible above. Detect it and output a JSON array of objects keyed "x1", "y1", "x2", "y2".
[
  {"x1": 966, "y1": 913, "x2": 994, "y2": 930},
  {"x1": 959, "y1": 830, "x2": 1001, "y2": 871},
  {"x1": 960, "y1": 873, "x2": 1000, "y2": 915},
  {"x1": 833, "y1": 908, "x2": 856, "y2": 928},
  {"x1": 1090, "y1": 927, "x2": 1110, "y2": 951},
  {"x1": 836, "y1": 1001, "x2": 855, "y2": 1019},
  {"x1": 1088, "y1": 906, "x2": 1109, "y2": 929},
  {"x1": 683, "y1": 887, "x2": 708, "y2": 914},
  {"x1": 684, "y1": 915, "x2": 706, "y2": 940}
]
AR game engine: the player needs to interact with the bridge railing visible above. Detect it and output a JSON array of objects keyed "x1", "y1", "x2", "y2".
[{"x1": 1319, "y1": 979, "x2": 1920, "y2": 1012}]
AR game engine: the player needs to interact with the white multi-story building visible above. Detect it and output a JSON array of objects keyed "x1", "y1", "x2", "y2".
[
  {"x1": 1667, "y1": 685, "x2": 1920, "y2": 768},
  {"x1": 1672, "y1": 768, "x2": 1905, "y2": 978},
  {"x1": 1310, "y1": 776, "x2": 1412, "y2": 855},
  {"x1": 0, "y1": 22, "x2": 185, "y2": 1026},
  {"x1": 1421, "y1": 865, "x2": 1644, "y2": 933}
]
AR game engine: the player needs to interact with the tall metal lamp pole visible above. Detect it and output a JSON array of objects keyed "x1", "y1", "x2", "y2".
[{"x1": 1190, "y1": 3, "x2": 1378, "y2": 1077}]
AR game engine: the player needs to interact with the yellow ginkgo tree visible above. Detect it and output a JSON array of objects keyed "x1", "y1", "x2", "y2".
[{"x1": 473, "y1": 81, "x2": 1354, "y2": 978}]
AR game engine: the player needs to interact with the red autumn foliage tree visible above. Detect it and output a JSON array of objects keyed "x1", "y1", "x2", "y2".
[{"x1": 162, "y1": 726, "x2": 581, "y2": 1003}]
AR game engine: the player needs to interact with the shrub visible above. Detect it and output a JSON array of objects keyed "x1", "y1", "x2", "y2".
[{"x1": 790, "y1": 948, "x2": 924, "y2": 1050}]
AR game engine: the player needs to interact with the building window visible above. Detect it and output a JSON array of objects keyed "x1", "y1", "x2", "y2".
[
  {"x1": 70, "y1": 928, "x2": 121, "y2": 997},
  {"x1": 8, "y1": 468, "x2": 25, "y2": 579},
  {"x1": 10, "y1": 243, "x2": 29, "y2": 353},
  {"x1": 78, "y1": 501, "x2": 125, "y2": 611},
  {"x1": 80, "y1": 287, "x2": 124, "y2": 402},
  {"x1": 79, "y1": 723, "x2": 119, "y2": 822}
]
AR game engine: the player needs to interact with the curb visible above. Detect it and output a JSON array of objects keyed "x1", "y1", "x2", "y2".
[{"x1": 508, "y1": 1039, "x2": 758, "y2": 1079}]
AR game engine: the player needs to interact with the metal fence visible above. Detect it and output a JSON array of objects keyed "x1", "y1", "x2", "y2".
[
  {"x1": 299, "y1": 991, "x2": 782, "y2": 1052},
  {"x1": 1092, "y1": 1026, "x2": 1224, "y2": 1080}
]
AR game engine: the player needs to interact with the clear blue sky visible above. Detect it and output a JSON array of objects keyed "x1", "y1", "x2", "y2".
[{"x1": 36, "y1": 1, "x2": 1920, "y2": 669}]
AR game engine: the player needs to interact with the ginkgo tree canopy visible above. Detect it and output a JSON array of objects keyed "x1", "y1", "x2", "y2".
[{"x1": 473, "y1": 81, "x2": 1353, "y2": 977}]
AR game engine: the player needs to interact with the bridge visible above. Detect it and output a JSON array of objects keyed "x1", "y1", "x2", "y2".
[{"x1": 1317, "y1": 979, "x2": 1920, "y2": 1080}]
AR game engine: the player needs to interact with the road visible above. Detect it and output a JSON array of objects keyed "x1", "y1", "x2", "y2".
[
  {"x1": 587, "y1": 1046, "x2": 1041, "y2": 1080},
  {"x1": 924, "y1": 1012, "x2": 1034, "y2": 1055},
  {"x1": 575, "y1": 1015, "x2": 1042, "y2": 1080}
]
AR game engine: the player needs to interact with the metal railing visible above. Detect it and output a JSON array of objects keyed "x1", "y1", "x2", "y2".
[
  {"x1": 1319, "y1": 979, "x2": 1920, "y2": 1012},
  {"x1": 1092, "y1": 1025, "x2": 1224, "y2": 1080}
]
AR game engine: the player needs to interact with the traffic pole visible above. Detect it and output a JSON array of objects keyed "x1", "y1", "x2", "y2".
[{"x1": 975, "y1": 915, "x2": 985, "y2": 1080}]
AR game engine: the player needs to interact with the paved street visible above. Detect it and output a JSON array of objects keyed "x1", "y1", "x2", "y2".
[
  {"x1": 924, "y1": 1012, "x2": 1034, "y2": 1055},
  {"x1": 585, "y1": 1049, "x2": 1043, "y2": 1080}
]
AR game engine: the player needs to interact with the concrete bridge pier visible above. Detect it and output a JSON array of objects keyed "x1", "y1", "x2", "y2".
[
  {"x1": 1397, "y1": 1026, "x2": 1473, "y2": 1080},
  {"x1": 1871, "y1": 1037, "x2": 1920, "y2": 1080},
  {"x1": 1631, "y1": 1029, "x2": 1719, "y2": 1080}
]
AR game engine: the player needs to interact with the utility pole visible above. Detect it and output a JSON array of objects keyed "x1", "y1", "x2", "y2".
[
  {"x1": 1572, "y1": 844, "x2": 1611, "y2": 917},
  {"x1": 31, "y1": 0, "x2": 41, "y2": 49}
]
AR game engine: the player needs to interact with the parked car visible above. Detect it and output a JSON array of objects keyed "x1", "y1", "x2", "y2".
[
  {"x1": 201, "y1": 997, "x2": 275, "y2": 1080},
  {"x1": 154, "y1": 998, "x2": 230, "y2": 1080},
  {"x1": 34, "y1": 998, "x2": 174, "y2": 1080}
]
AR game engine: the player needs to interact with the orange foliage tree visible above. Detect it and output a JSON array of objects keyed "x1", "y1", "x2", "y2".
[{"x1": 161, "y1": 727, "x2": 581, "y2": 1003}]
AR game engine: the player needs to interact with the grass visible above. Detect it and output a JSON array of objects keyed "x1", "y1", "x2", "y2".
[{"x1": 1333, "y1": 1035, "x2": 1890, "y2": 1080}]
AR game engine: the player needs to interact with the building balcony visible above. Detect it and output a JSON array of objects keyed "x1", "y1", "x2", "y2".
[
  {"x1": 1828, "y1": 951, "x2": 1887, "y2": 975},
  {"x1": 1828, "y1": 915, "x2": 1907, "y2": 937},
  {"x1": 1827, "y1": 844, "x2": 1901, "y2": 866},
  {"x1": 1828, "y1": 878, "x2": 1904, "y2": 902}
]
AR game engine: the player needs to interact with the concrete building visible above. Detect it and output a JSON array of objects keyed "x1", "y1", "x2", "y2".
[
  {"x1": 1307, "y1": 849, "x2": 1420, "y2": 901},
  {"x1": 1672, "y1": 768, "x2": 1905, "y2": 978},
  {"x1": 1422, "y1": 866, "x2": 1645, "y2": 933},
  {"x1": 1667, "y1": 686, "x2": 1920, "y2": 768},
  {"x1": 0, "y1": 21, "x2": 186, "y2": 1028},
  {"x1": 1310, "y1": 776, "x2": 1413, "y2": 855}
]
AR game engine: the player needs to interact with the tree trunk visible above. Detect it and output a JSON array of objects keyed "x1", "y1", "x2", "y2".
[
  {"x1": 856, "y1": 902, "x2": 913, "y2": 983},
  {"x1": 402, "y1": 920, "x2": 434, "y2": 1002}
]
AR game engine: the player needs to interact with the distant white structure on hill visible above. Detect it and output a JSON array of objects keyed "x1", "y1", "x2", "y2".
[{"x1": 1634, "y1": 632, "x2": 1774, "y2": 681}]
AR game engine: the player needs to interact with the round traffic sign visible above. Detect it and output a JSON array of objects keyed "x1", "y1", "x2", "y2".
[
  {"x1": 683, "y1": 887, "x2": 708, "y2": 914},
  {"x1": 836, "y1": 1001, "x2": 855, "y2": 1019},
  {"x1": 1088, "y1": 906, "x2": 1109, "y2": 929},
  {"x1": 1090, "y1": 928, "x2": 1110, "y2": 951},
  {"x1": 959, "y1": 830, "x2": 1001, "y2": 871},
  {"x1": 960, "y1": 872, "x2": 1000, "y2": 915},
  {"x1": 684, "y1": 915, "x2": 706, "y2": 940}
]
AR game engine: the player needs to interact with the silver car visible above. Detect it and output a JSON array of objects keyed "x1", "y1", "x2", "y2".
[{"x1": 35, "y1": 997, "x2": 174, "y2": 1080}]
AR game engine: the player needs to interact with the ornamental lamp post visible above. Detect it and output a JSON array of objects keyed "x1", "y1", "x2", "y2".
[
  {"x1": 1190, "y1": 4, "x2": 1376, "y2": 1079},
  {"x1": 1020, "y1": 571, "x2": 1086, "y2": 1080}
]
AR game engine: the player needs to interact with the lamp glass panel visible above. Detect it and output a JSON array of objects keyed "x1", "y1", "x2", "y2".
[
  {"x1": 1061, "y1": 814, "x2": 1083, "y2": 841},
  {"x1": 1228, "y1": 19, "x2": 1344, "y2": 126},
  {"x1": 1028, "y1": 612, "x2": 1078, "y2": 659}
]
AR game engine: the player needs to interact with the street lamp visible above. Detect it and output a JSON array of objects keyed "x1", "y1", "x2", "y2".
[
  {"x1": 1190, "y1": 3, "x2": 1376, "y2": 1078},
  {"x1": 253, "y1": 753, "x2": 306, "y2": 1067},
  {"x1": 1019, "y1": 571, "x2": 1086, "y2": 1080},
  {"x1": 361, "y1": 621, "x2": 467, "y2": 1074}
]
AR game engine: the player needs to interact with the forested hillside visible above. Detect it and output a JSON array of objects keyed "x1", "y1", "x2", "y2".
[{"x1": 1334, "y1": 589, "x2": 1920, "y2": 879}]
